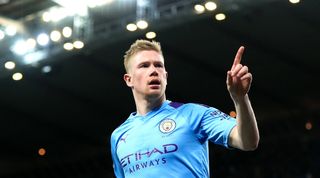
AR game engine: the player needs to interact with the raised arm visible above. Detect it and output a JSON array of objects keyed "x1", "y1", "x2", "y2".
[{"x1": 227, "y1": 46, "x2": 260, "y2": 151}]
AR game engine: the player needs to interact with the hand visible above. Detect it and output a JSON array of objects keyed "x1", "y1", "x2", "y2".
[{"x1": 226, "y1": 46, "x2": 252, "y2": 101}]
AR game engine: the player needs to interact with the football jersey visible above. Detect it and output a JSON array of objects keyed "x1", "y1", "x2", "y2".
[{"x1": 110, "y1": 100, "x2": 237, "y2": 178}]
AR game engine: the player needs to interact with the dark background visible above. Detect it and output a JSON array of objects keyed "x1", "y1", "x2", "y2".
[{"x1": 0, "y1": 0, "x2": 319, "y2": 177}]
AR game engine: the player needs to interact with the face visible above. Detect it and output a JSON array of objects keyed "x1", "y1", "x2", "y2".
[{"x1": 124, "y1": 50, "x2": 168, "y2": 99}]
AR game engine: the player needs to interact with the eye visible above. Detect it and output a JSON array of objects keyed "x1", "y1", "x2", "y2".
[
  {"x1": 155, "y1": 63, "x2": 164, "y2": 68},
  {"x1": 140, "y1": 63, "x2": 149, "y2": 68}
]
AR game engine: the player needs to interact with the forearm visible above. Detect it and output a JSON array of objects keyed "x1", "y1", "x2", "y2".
[{"x1": 233, "y1": 94, "x2": 259, "y2": 150}]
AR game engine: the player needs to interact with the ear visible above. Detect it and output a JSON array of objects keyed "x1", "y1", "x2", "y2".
[
  {"x1": 124, "y1": 74, "x2": 133, "y2": 87},
  {"x1": 164, "y1": 72, "x2": 168, "y2": 85}
]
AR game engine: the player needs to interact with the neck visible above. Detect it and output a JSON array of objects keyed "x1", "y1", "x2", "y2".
[{"x1": 134, "y1": 94, "x2": 166, "y2": 116}]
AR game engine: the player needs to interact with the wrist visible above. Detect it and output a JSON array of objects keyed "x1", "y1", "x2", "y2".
[{"x1": 232, "y1": 94, "x2": 249, "y2": 105}]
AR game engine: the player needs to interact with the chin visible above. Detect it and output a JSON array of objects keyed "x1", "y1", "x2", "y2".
[
  {"x1": 148, "y1": 92, "x2": 160, "y2": 97},
  {"x1": 147, "y1": 92, "x2": 162, "y2": 98}
]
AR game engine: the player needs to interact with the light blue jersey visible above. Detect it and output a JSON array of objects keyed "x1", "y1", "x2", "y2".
[{"x1": 110, "y1": 100, "x2": 237, "y2": 178}]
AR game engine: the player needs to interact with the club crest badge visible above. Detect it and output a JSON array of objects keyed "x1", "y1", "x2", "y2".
[{"x1": 159, "y1": 119, "x2": 176, "y2": 133}]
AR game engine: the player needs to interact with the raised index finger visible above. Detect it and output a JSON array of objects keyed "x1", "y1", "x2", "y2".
[{"x1": 231, "y1": 46, "x2": 245, "y2": 70}]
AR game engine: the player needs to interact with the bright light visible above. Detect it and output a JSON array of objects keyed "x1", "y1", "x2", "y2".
[
  {"x1": 63, "y1": 42, "x2": 74, "y2": 50},
  {"x1": 62, "y1": 26, "x2": 72, "y2": 38},
  {"x1": 126, "y1": 23, "x2": 137, "y2": 31},
  {"x1": 42, "y1": 7, "x2": 74, "y2": 22},
  {"x1": 5, "y1": 26, "x2": 17, "y2": 36},
  {"x1": 87, "y1": 3, "x2": 97, "y2": 8},
  {"x1": 194, "y1": 4, "x2": 205, "y2": 14},
  {"x1": 42, "y1": 66, "x2": 52, "y2": 73},
  {"x1": 11, "y1": 40, "x2": 29, "y2": 55},
  {"x1": 42, "y1": 12, "x2": 51, "y2": 22},
  {"x1": 215, "y1": 13, "x2": 226, "y2": 21},
  {"x1": 73, "y1": 40, "x2": 84, "y2": 49},
  {"x1": 229, "y1": 111, "x2": 237, "y2": 118},
  {"x1": 11, "y1": 38, "x2": 36, "y2": 55},
  {"x1": 55, "y1": 0, "x2": 113, "y2": 9},
  {"x1": 289, "y1": 0, "x2": 300, "y2": 4},
  {"x1": 12, "y1": 72, "x2": 23, "y2": 81},
  {"x1": 53, "y1": 0, "x2": 88, "y2": 16},
  {"x1": 146, "y1": 31, "x2": 156, "y2": 39},
  {"x1": 23, "y1": 51, "x2": 47, "y2": 64},
  {"x1": 50, "y1": 7, "x2": 72, "y2": 22},
  {"x1": 26, "y1": 38, "x2": 37, "y2": 49},
  {"x1": 37, "y1": 33, "x2": 49, "y2": 46},
  {"x1": 4, "y1": 61, "x2": 15, "y2": 70},
  {"x1": 88, "y1": 0, "x2": 114, "y2": 8},
  {"x1": 38, "y1": 148, "x2": 46, "y2": 156},
  {"x1": 136, "y1": 20, "x2": 148, "y2": 29},
  {"x1": 50, "y1": 30, "x2": 62, "y2": 42},
  {"x1": 205, "y1": 1, "x2": 217, "y2": 11},
  {"x1": 0, "y1": 30, "x2": 4, "y2": 40}
]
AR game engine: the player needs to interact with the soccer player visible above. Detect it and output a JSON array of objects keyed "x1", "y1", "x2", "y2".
[{"x1": 110, "y1": 39, "x2": 259, "y2": 178}]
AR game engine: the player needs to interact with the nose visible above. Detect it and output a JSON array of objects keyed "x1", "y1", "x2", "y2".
[{"x1": 150, "y1": 65, "x2": 158, "y2": 76}]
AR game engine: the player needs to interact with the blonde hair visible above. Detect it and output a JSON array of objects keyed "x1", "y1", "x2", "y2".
[{"x1": 124, "y1": 39, "x2": 162, "y2": 72}]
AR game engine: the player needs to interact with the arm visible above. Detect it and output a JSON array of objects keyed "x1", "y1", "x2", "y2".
[
  {"x1": 110, "y1": 135, "x2": 125, "y2": 178},
  {"x1": 226, "y1": 46, "x2": 260, "y2": 151}
]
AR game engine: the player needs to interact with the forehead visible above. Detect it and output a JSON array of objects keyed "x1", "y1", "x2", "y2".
[{"x1": 131, "y1": 50, "x2": 164, "y2": 64}]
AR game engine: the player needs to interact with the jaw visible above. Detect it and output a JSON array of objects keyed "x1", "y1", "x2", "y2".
[{"x1": 132, "y1": 85, "x2": 166, "y2": 100}]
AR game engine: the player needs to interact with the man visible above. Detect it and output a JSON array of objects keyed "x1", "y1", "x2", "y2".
[{"x1": 110, "y1": 39, "x2": 259, "y2": 178}]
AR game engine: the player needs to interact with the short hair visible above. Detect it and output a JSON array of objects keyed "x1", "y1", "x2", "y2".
[{"x1": 124, "y1": 39, "x2": 162, "y2": 73}]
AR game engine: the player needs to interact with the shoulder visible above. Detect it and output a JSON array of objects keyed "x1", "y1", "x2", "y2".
[
  {"x1": 168, "y1": 101, "x2": 214, "y2": 114},
  {"x1": 110, "y1": 118, "x2": 131, "y2": 142}
]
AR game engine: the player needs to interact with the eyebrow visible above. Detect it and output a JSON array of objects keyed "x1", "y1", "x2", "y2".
[{"x1": 137, "y1": 60, "x2": 164, "y2": 65}]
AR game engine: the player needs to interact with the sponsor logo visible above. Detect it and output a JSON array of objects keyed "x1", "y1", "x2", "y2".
[
  {"x1": 210, "y1": 110, "x2": 230, "y2": 120},
  {"x1": 120, "y1": 134, "x2": 129, "y2": 143},
  {"x1": 159, "y1": 119, "x2": 176, "y2": 133},
  {"x1": 120, "y1": 144, "x2": 178, "y2": 174}
]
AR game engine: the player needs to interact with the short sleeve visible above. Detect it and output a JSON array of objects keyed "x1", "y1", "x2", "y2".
[{"x1": 200, "y1": 107, "x2": 237, "y2": 148}]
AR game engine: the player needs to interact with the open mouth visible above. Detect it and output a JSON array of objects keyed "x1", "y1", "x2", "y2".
[{"x1": 148, "y1": 79, "x2": 161, "y2": 86}]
